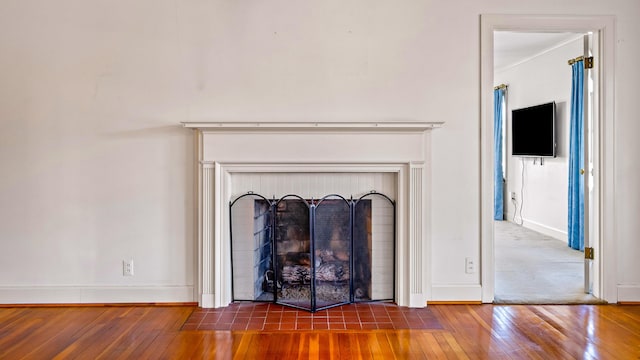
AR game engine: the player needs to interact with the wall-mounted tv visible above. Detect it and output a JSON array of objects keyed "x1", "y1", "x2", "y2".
[{"x1": 511, "y1": 101, "x2": 556, "y2": 157}]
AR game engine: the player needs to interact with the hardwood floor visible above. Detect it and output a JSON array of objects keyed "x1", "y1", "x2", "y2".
[{"x1": 1, "y1": 304, "x2": 639, "y2": 359}]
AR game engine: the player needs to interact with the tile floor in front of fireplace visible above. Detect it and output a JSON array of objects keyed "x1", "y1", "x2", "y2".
[{"x1": 182, "y1": 302, "x2": 443, "y2": 331}]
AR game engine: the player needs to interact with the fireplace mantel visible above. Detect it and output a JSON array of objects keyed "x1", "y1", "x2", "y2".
[
  {"x1": 182, "y1": 121, "x2": 443, "y2": 132},
  {"x1": 186, "y1": 120, "x2": 441, "y2": 309}
]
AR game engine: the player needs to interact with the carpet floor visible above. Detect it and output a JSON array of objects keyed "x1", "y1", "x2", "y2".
[{"x1": 494, "y1": 220, "x2": 602, "y2": 304}]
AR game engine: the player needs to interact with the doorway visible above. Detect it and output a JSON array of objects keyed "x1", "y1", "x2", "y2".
[
  {"x1": 479, "y1": 15, "x2": 616, "y2": 304},
  {"x1": 492, "y1": 31, "x2": 599, "y2": 303}
]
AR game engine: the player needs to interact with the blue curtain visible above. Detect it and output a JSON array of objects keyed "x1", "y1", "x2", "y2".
[
  {"x1": 568, "y1": 61, "x2": 585, "y2": 251},
  {"x1": 493, "y1": 88, "x2": 505, "y2": 220}
]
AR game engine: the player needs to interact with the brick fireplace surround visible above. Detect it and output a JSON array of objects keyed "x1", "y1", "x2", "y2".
[{"x1": 183, "y1": 121, "x2": 442, "y2": 309}]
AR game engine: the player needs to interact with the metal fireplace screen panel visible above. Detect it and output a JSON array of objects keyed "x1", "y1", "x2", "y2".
[
  {"x1": 355, "y1": 194, "x2": 395, "y2": 302},
  {"x1": 312, "y1": 197, "x2": 351, "y2": 311},
  {"x1": 229, "y1": 194, "x2": 274, "y2": 302},
  {"x1": 274, "y1": 196, "x2": 312, "y2": 311}
]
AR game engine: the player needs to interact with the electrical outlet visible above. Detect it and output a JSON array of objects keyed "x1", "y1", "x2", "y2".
[
  {"x1": 510, "y1": 192, "x2": 516, "y2": 200},
  {"x1": 123, "y1": 259, "x2": 134, "y2": 276},
  {"x1": 465, "y1": 257, "x2": 476, "y2": 274}
]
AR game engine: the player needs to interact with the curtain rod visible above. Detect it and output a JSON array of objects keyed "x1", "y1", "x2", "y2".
[
  {"x1": 494, "y1": 84, "x2": 508, "y2": 90},
  {"x1": 567, "y1": 55, "x2": 585, "y2": 65}
]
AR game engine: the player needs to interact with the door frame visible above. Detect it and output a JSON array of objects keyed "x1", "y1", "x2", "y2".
[{"x1": 479, "y1": 14, "x2": 616, "y2": 303}]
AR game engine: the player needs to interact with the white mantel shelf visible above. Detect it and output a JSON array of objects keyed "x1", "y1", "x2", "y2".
[{"x1": 182, "y1": 121, "x2": 443, "y2": 132}]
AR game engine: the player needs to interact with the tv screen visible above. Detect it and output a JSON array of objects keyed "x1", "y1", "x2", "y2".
[{"x1": 511, "y1": 102, "x2": 556, "y2": 157}]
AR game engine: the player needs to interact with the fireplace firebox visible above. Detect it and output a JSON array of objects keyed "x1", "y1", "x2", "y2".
[{"x1": 230, "y1": 191, "x2": 395, "y2": 312}]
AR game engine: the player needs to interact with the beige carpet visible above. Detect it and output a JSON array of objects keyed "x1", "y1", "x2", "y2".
[{"x1": 494, "y1": 220, "x2": 603, "y2": 304}]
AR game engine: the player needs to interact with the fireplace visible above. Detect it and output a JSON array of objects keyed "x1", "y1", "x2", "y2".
[
  {"x1": 182, "y1": 121, "x2": 442, "y2": 308},
  {"x1": 230, "y1": 192, "x2": 394, "y2": 312}
]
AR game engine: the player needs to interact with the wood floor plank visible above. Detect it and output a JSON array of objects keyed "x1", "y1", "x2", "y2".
[
  {"x1": 2, "y1": 308, "x2": 74, "y2": 359},
  {"x1": 341, "y1": 332, "x2": 358, "y2": 360},
  {"x1": 354, "y1": 331, "x2": 374, "y2": 359},
  {"x1": 1, "y1": 304, "x2": 639, "y2": 359}
]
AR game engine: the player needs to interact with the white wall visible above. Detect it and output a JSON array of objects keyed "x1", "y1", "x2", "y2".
[
  {"x1": 495, "y1": 37, "x2": 583, "y2": 242},
  {"x1": 1, "y1": 0, "x2": 639, "y2": 303}
]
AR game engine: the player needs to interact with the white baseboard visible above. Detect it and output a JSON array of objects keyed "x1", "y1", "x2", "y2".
[
  {"x1": 0, "y1": 285, "x2": 195, "y2": 304},
  {"x1": 429, "y1": 284, "x2": 482, "y2": 302},
  {"x1": 617, "y1": 285, "x2": 640, "y2": 302},
  {"x1": 504, "y1": 213, "x2": 567, "y2": 243},
  {"x1": 522, "y1": 219, "x2": 567, "y2": 242}
]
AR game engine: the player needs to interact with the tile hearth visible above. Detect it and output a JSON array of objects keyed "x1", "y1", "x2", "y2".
[{"x1": 182, "y1": 302, "x2": 443, "y2": 331}]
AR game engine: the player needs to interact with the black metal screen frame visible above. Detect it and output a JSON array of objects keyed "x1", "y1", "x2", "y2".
[
  {"x1": 273, "y1": 195, "x2": 312, "y2": 311},
  {"x1": 311, "y1": 194, "x2": 352, "y2": 312},
  {"x1": 229, "y1": 191, "x2": 396, "y2": 312},
  {"x1": 353, "y1": 191, "x2": 396, "y2": 304},
  {"x1": 229, "y1": 192, "x2": 273, "y2": 302}
]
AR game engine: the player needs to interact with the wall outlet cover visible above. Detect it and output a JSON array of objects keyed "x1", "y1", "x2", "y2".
[
  {"x1": 465, "y1": 257, "x2": 476, "y2": 274},
  {"x1": 123, "y1": 259, "x2": 134, "y2": 276}
]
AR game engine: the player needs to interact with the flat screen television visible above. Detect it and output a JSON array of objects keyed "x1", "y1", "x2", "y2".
[{"x1": 511, "y1": 101, "x2": 556, "y2": 157}]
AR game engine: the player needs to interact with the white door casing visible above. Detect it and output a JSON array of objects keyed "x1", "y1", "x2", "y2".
[{"x1": 480, "y1": 14, "x2": 616, "y2": 304}]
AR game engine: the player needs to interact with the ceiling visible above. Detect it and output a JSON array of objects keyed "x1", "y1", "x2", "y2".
[{"x1": 494, "y1": 32, "x2": 585, "y2": 70}]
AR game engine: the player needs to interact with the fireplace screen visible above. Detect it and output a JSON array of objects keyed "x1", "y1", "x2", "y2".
[{"x1": 230, "y1": 192, "x2": 395, "y2": 312}]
